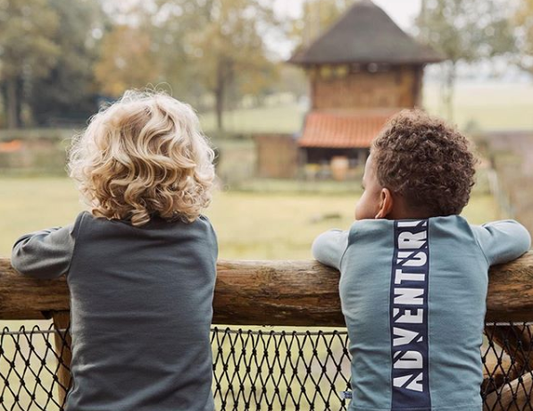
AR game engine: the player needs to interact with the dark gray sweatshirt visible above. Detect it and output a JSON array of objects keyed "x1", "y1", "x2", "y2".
[{"x1": 11, "y1": 211, "x2": 218, "y2": 411}]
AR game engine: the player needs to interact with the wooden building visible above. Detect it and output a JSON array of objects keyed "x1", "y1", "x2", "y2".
[
  {"x1": 254, "y1": 133, "x2": 300, "y2": 179},
  {"x1": 289, "y1": 0, "x2": 444, "y2": 177}
]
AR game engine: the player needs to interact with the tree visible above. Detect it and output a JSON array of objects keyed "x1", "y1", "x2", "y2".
[
  {"x1": 291, "y1": 0, "x2": 355, "y2": 49},
  {"x1": 94, "y1": 1, "x2": 199, "y2": 102},
  {"x1": 94, "y1": 24, "x2": 163, "y2": 96},
  {"x1": 237, "y1": 61, "x2": 279, "y2": 106},
  {"x1": 189, "y1": 0, "x2": 280, "y2": 130},
  {"x1": 276, "y1": 65, "x2": 308, "y2": 101},
  {"x1": 149, "y1": 0, "x2": 208, "y2": 108},
  {"x1": 27, "y1": 0, "x2": 105, "y2": 125},
  {"x1": 417, "y1": 0, "x2": 515, "y2": 120},
  {"x1": 0, "y1": 0, "x2": 60, "y2": 128},
  {"x1": 93, "y1": 0, "x2": 281, "y2": 130},
  {"x1": 514, "y1": 0, "x2": 533, "y2": 75}
]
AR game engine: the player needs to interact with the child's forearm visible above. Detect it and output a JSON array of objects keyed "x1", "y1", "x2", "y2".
[
  {"x1": 473, "y1": 220, "x2": 531, "y2": 266},
  {"x1": 312, "y1": 229, "x2": 349, "y2": 270},
  {"x1": 11, "y1": 226, "x2": 75, "y2": 279}
]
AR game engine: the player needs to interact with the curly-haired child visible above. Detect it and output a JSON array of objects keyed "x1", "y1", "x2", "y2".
[
  {"x1": 312, "y1": 110, "x2": 531, "y2": 411},
  {"x1": 11, "y1": 91, "x2": 218, "y2": 411}
]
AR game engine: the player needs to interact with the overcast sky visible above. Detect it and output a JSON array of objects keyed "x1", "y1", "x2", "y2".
[
  {"x1": 273, "y1": 0, "x2": 421, "y2": 28},
  {"x1": 272, "y1": 0, "x2": 422, "y2": 58}
]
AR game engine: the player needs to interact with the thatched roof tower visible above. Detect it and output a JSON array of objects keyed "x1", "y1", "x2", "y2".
[
  {"x1": 291, "y1": 0, "x2": 442, "y2": 66},
  {"x1": 290, "y1": 0, "x2": 444, "y2": 155}
]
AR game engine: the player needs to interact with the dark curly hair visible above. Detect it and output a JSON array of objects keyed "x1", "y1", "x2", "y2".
[{"x1": 371, "y1": 109, "x2": 476, "y2": 216}]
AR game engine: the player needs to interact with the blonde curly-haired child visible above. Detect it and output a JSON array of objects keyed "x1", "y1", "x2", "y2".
[{"x1": 12, "y1": 91, "x2": 218, "y2": 411}]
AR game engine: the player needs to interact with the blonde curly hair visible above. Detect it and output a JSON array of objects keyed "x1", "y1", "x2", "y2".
[{"x1": 68, "y1": 90, "x2": 216, "y2": 226}]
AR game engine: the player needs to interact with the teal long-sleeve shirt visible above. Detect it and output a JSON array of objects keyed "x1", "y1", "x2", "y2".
[{"x1": 312, "y1": 216, "x2": 531, "y2": 411}]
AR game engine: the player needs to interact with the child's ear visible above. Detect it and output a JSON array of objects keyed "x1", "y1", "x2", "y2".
[{"x1": 375, "y1": 188, "x2": 393, "y2": 219}]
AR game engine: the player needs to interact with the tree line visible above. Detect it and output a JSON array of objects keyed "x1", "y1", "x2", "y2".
[
  {"x1": 0, "y1": 0, "x2": 285, "y2": 130},
  {"x1": 0, "y1": 0, "x2": 531, "y2": 130}
]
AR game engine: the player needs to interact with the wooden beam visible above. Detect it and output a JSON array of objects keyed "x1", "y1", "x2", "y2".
[
  {"x1": 0, "y1": 258, "x2": 70, "y2": 319},
  {"x1": 485, "y1": 324, "x2": 533, "y2": 373},
  {"x1": 214, "y1": 259, "x2": 344, "y2": 326},
  {"x1": 1, "y1": 252, "x2": 533, "y2": 325},
  {"x1": 482, "y1": 324, "x2": 533, "y2": 394},
  {"x1": 484, "y1": 372, "x2": 533, "y2": 411},
  {"x1": 485, "y1": 251, "x2": 533, "y2": 322},
  {"x1": 51, "y1": 311, "x2": 72, "y2": 407}
]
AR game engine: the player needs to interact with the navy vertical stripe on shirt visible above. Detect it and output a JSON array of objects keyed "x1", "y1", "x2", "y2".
[{"x1": 390, "y1": 220, "x2": 431, "y2": 409}]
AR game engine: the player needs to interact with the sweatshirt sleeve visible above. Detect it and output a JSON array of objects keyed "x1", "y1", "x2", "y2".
[
  {"x1": 11, "y1": 225, "x2": 76, "y2": 279},
  {"x1": 471, "y1": 220, "x2": 531, "y2": 266},
  {"x1": 312, "y1": 229, "x2": 349, "y2": 270}
]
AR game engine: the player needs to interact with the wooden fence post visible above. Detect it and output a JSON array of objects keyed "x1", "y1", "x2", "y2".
[
  {"x1": 484, "y1": 372, "x2": 533, "y2": 411},
  {"x1": 485, "y1": 324, "x2": 533, "y2": 372},
  {"x1": 52, "y1": 311, "x2": 72, "y2": 408}
]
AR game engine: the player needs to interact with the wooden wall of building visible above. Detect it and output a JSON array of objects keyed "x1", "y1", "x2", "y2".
[
  {"x1": 254, "y1": 134, "x2": 300, "y2": 179},
  {"x1": 309, "y1": 64, "x2": 423, "y2": 110}
]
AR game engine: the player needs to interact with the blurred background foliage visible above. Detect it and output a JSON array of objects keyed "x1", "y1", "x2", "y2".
[
  {"x1": 0, "y1": 0, "x2": 532, "y2": 253},
  {"x1": 0, "y1": 0, "x2": 531, "y2": 132}
]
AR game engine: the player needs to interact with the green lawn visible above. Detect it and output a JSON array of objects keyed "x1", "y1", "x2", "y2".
[
  {"x1": 199, "y1": 83, "x2": 533, "y2": 134},
  {"x1": 424, "y1": 83, "x2": 533, "y2": 131},
  {"x1": 200, "y1": 104, "x2": 306, "y2": 135},
  {"x1": 0, "y1": 177, "x2": 499, "y2": 259}
]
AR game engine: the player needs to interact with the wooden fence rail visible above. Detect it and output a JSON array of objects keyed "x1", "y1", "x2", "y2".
[
  {"x1": 1, "y1": 252, "x2": 532, "y2": 324},
  {"x1": 1, "y1": 253, "x2": 533, "y2": 409}
]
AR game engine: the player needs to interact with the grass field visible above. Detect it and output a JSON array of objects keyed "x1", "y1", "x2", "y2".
[
  {"x1": 199, "y1": 83, "x2": 533, "y2": 134},
  {"x1": 0, "y1": 177, "x2": 500, "y2": 259}
]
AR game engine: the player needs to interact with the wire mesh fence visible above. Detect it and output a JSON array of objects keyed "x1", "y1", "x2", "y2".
[
  {"x1": 211, "y1": 328, "x2": 351, "y2": 411},
  {"x1": 1, "y1": 322, "x2": 532, "y2": 411}
]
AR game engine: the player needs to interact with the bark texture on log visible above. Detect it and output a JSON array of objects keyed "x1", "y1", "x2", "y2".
[
  {"x1": 486, "y1": 252, "x2": 533, "y2": 322},
  {"x1": 0, "y1": 259, "x2": 69, "y2": 319},
  {"x1": 213, "y1": 259, "x2": 344, "y2": 326},
  {"x1": 1, "y1": 253, "x2": 532, "y2": 324}
]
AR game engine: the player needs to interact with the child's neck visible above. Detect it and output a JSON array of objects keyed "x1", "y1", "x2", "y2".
[{"x1": 386, "y1": 200, "x2": 436, "y2": 220}]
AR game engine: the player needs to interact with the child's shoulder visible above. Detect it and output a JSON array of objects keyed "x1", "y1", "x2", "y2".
[
  {"x1": 346, "y1": 219, "x2": 396, "y2": 248},
  {"x1": 348, "y1": 218, "x2": 394, "y2": 237},
  {"x1": 347, "y1": 215, "x2": 474, "y2": 243},
  {"x1": 72, "y1": 211, "x2": 216, "y2": 238}
]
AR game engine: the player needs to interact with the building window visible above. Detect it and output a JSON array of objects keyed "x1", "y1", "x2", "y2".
[
  {"x1": 367, "y1": 63, "x2": 390, "y2": 73},
  {"x1": 320, "y1": 65, "x2": 334, "y2": 79},
  {"x1": 335, "y1": 65, "x2": 349, "y2": 78},
  {"x1": 350, "y1": 63, "x2": 362, "y2": 73}
]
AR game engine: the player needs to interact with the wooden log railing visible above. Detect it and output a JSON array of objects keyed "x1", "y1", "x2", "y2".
[
  {"x1": 1, "y1": 252, "x2": 533, "y2": 409},
  {"x1": 1, "y1": 252, "x2": 533, "y2": 323}
]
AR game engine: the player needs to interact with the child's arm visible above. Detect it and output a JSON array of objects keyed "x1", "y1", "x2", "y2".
[
  {"x1": 11, "y1": 226, "x2": 75, "y2": 279},
  {"x1": 312, "y1": 229, "x2": 349, "y2": 270},
  {"x1": 472, "y1": 220, "x2": 531, "y2": 266}
]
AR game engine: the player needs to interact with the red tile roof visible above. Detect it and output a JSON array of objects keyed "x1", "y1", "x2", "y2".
[
  {"x1": 299, "y1": 110, "x2": 398, "y2": 149},
  {"x1": 0, "y1": 140, "x2": 23, "y2": 153}
]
